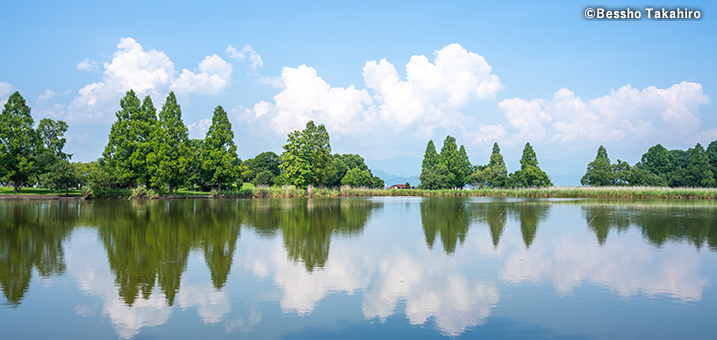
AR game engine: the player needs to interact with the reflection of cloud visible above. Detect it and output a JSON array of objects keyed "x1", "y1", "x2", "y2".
[
  {"x1": 177, "y1": 284, "x2": 230, "y2": 324},
  {"x1": 362, "y1": 253, "x2": 499, "y2": 336},
  {"x1": 225, "y1": 309, "x2": 262, "y2": 334},
  {"x1": 499, "y1": 232, "x2": 707, "y2": 301},
  {"x1": 66, "y1": 229, "x2": 172, "y2": 339}
]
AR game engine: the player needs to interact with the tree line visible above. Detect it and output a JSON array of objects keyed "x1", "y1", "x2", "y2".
[
  {"x1": 581, "y1": 143, "x2": 717, "y2": 187},
  {"x1": 0, "y1": 90, "x2": 384, "y2": 196},
  {"x1": 418, "y1": 137, "x2": 552, "y2": 189}
]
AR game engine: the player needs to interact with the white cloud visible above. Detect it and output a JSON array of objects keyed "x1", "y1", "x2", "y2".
[
  {"x1": 227, "y1": 44, "x2": 263, "y2": 70},
  {"x1": 0, "y1": 82, "x2": 15, "y2": 105},
  {"x1": 171, "y1": 54, "x2": 232, "y2": 95},
  {"x1": 38, "y1": 89, "x2": 56, "y2": 100},
  {"x1": 245, "y1": 43, "x2": 503, "y2": 150},
  {"x1": 68, "y1": 37, "x2": 232, "y2": 122},
  {"x1": 497, "y1": 82, "x2": 711, "y2": 147},
  {"x1": 186, "y1": 118, "x2": 212, "y2": 139},
  {"x1": 76, "y1": 58, "x2": 99, "y2": 72}
]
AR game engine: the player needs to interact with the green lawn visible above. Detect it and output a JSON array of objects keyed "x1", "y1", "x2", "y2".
[{"x1": 0, "y1": 187, "x2": 82, "y2": 195}]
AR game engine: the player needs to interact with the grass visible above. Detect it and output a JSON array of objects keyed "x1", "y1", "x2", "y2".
[
  {"x1": 5, "y1": 185, "x2": 717, "y2": 200},
  {"x1": 0, "y1": 187, "x2": 82, "y2": 195}
]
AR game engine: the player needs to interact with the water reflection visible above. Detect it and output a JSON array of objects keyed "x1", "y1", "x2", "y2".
[{"x1": 1, "y1": 198, "x2": 717, "y2": 339}]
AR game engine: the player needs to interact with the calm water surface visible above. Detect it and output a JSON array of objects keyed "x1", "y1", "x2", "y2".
[{"x1": 1, "y1": 197, "x2": 717, "y2": 339}]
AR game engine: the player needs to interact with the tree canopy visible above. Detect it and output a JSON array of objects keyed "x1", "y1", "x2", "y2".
[
  {"x1": 0, "y1": 92, "x2": 42, "y2": 192},
  {"x1": 201, "y1": 105, "x2": 240, "y2": 190},
  {"x1": 278, "y1": 121, "x2": 334, "y2": 188}
]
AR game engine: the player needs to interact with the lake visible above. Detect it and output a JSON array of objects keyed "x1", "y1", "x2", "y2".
[{"x1": 1, "y1": 197, "x2": 717, "y2": 339}]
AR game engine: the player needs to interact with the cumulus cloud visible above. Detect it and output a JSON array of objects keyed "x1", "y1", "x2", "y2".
[
  {"x1": 246, "y1": 43, "x2": 503, "y2": 144},
  {"x1": 227, "y1": 44, "x2": 263, "y2": 70},
  {"x1": 76, "y1": 58, "x2": 99, "y2": 72},
  {"x1": 171, "y1": 54, "x2": 233, "y2": 95},
  {"x1": 497, "y1": 82, "x2": 710, "y2": 147},
  {"x1": 38, "y1": 89, "x2": 56, "y2": 100},
  {"x1": 67, "y1": 37, "x2": 232, "y2": 121}
]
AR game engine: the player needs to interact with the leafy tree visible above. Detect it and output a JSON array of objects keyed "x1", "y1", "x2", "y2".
[
  {"x1": 629, "y1": 167, "x2": 668, "y2": 186},
  {"x1": 278, "y1": 121, "x2": 334, "y2": 188},
  {"x1": 148, "y1": 92, "x2": 191, "y2": 194},
  {"x1": 341, "y1": 167, "x2": 373, "y2": 187},
  {"x1": 135, "y1": 95, "x2": 158, "y2": 188},
  {"x1": 669, "y1": 149, "x2": 690, "y2": 170},
  {"x1": 0, "y1": 92, "x2": 41, "y2": 192},
  {"x1": 421, "y1": 140, "x2": 439, "y2": 174},
  {"x1": 610, "y1": 159, "x2": 631, "y2": 186},
  {"x1": 185, "y1": 139, "x2": 205, "y2": 189},
  {"x1": 102, "y1": 90, "x2": 143, "y2": 187},
  {"x1": 40, "y1": 159, "x2": 78, "y2": 195},
  {"x1": 581, "y1": 145, "x2": 612, "y2": 186},
  {"x1": 419, "y1": 163, "x2": 455, "y2": 190},
  {"x1": 485, "y1": 143, "x2": 508, "y2": 187},
  {"x1": 37, "y1": 118, "x2": 70, "y2": 161},
  {"x1": 201, "y1": 106, "x2": 240, "y2": 190},
  {"x1": 244, "y1": 151, "x2": 281, "y2": 186},
  {"x1": 706, "y1": 140, "x2": 717, "y2": 179},
  {"x1": 638, "y1": 144, "x2": 672, "y2": 176},
  {"x1": 685, "y1": 143, "x2": 715, "y2": 187},
  {"x1": 512, "y1": 142, "x2": 552, "y2": 187}
]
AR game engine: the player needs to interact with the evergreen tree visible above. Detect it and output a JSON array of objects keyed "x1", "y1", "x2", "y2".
[
  {"x1": 706, "y1": 140, "x2": 717, "y2": 181},
  {"x1": 201, "y1": 106, "x2": 240, "y2": 190},
  {"x1": 421, "y1": 140, "x2": 439, "y2": 173},
  {"x1": 439, "y1": 136, "x2": 462, "y2": 188},
  {"x1": 148, "y1": 92, "x2": 191, "y2": 194},
  {"x1": 278, "y1": 121, "x2": 334, "y2": 188},
  {"x1": 37, "y1": 118, "x2": 70, "y2": 161},
  {"x1": 0, "y1": 92, "x2": 41, "y2": 192},
  {"x1": 686, "y1": 143, "x2": 715, "y2": 187},
  {"x1": 485, "y1": 142, "x2": 508, "y2": 187},
  {"x1": 512, "y1": 142, "x2": 552, "y2": 187},
  {"x1": 581, "y1": 145, "x2": 612, "y2": 186},
  {"x1": 134, "y1": 95, "x2": 158, "y2": 188},
  {"x1": 102, "y1": 90, "x2": 143, "y2": 187}
]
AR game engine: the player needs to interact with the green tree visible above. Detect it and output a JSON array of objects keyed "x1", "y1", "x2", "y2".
[
  {"x1": 148, "y1": 92, "x2": 191, "y2": 194},
  {"x1": 419, "y1": 163, "x2": 455, "y2": 190},
  {"x1": 513, "y1": 142, "x2": 552, "y2": 187},
  {"x1": 610, "y1": 159, "x2": 631, "y2": 186},
  {"x1": 581, "y1": 145, "x2": 612, "y2": 186},
  {"x1": 341, "y1": 167, "x2": 373, "y2": 187},
  {"x1": 244, "y1": 151, "x2": 281, "y2": 186},
  {"x1": 485, "y1": 142, "x2": 508, "y2": 187},
  {"x1": 278, "y1": 121, "x2": 334, "y2": 188},
  {"x1": 0, "y1": 92, "x2": 41, "y2": 192},
  {"x1": 421, "y1": 140, "x2": 439, "y2": 174},
  {"x1": 102, "y1": 90, "x2": 143, "y2": 187},
  {"x1": 201, "y1": 106, "x2": 240, "y2": 190},
  {"x1": 37, "y1": 118, "x2": 70, "y2": 161},
  {"x1": 706, "y1": 140, "x2": 717, "y2": 181},
  {"x1": 638, "y1": 144, "x2": 672, "y2": 176},
  {"x1": 40, "y1": 159, "x2": 78, "y2": 195},
  {"x1": 685, "y1": 143, "x2": 716, "y2": 187}
]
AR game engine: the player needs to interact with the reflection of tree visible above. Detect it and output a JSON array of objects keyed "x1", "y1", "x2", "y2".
[
  {"x1": 241, "y1": 198, "x2": 380, "y2": 272},
  {"x1": 0, "y1": 202, "x2": 76, "y2": 307},
  {"x1": 507, "y1": 202, "x2": 550, "y2": 249},
  {"x1": 484, "y1": 203, "x2": 507, "y2": 249},
  {"x1": 90, "y1": 200, "x2": 242, "y2": 306},
  {"x1": 421, "y1": 198, "x2": 470, "y2": 254},
  {"x1": 582, "y1": 203, "x2": 717, "y2": 250}
]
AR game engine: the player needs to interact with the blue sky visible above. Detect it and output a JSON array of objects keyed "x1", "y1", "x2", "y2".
[{"x1": 1, "y1": 1, "x2": 715, "y2": 184}]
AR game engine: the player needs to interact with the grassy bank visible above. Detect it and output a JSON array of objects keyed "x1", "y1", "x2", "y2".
[{"x1": 6, "y1": 185, "x2": 717, "y2": 200}]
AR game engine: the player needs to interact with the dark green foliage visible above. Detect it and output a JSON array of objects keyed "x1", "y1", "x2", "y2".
[
  {"x1": 148, "y1": 92, "x2": 191, "y2": 194},
  {"x1": 102, "y1": 90, "x2": 147, "y2": 187},
  {"x1": 419, "y1": 163, "x2": 455, "y2": 190},
  {"x1": 510, "y1": 142, "x2": 552, "y2": 187},
  {"x1": 40, "y1": 159, "x2": 79, "y2": 195},
  {"x1": 638, "y1": 144, "x2": 671, "y2": 176},
  {"x1": 0, "y1": 92, "x2": 42, "y2": 192},
  {"x1": 244, "y1": 151, "x2": 281, "y2": 186},
  {"x1": 201, "y1": 106, "x2": 240, "y2": 190},
  {"x1": 278, "y1": 121, "x2": 334, "y2": 188},
  {"x1": 628, "y1": 168, "x2": 668, "y2": 187},
  {"x1": 581, "y1": 146, "x2": 612, "y2": 186},
  {"x1": 706, "y1": 141, "x2": 717, "y2": 180},
  {"x1": 685, "y1": 143, "x2": 715, "y2": 187},
  {"x1": 419, "y1": 136, "x2": 471, "y2": 189},
  {"x1": 485, "y1": 143, "x2": 508, "y2": 188},
  {"x1": 37, "y1": 118, "x2": 70, "y2": 161},
  {"x1": 669, "y1": 149, "x2": 690, "y2": 170},
  {"x1": 610, "y1": 159, "x2": 632, "y2": 186}
]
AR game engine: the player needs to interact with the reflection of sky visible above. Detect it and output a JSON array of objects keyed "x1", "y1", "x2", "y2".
[{"x1": 58, "y1": 199, "x2": 716, "y2": 338}]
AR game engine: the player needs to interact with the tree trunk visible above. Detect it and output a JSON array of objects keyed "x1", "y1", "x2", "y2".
[
  {"x1": 169, "y1": 184, "x2": 174, "y2": 195},
  {"x1": 218, "y1": 179, "x2": 222, "y2": 192},
  {"x1": 13, "y1": 181, "x2": 19, "y2": 193}
]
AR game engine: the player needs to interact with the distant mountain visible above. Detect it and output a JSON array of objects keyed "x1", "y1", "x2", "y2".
[
  {"x1": 371, "y1": 170, "x2": 420, "y2": 188},
  {"x1": 365, "y1": 155, "x2": 422, "y2": 176}
]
